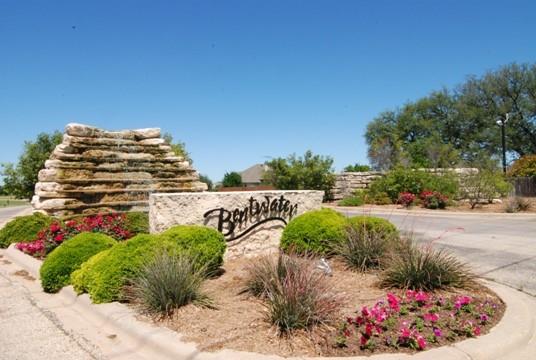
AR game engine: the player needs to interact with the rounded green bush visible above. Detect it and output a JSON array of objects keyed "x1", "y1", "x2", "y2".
[
  {"x1": 71, "y1": 226, "x2": 226, "y2": 303},
  {"x1": 280, "y1": 208, "x2": 347, "y2": 254},
  {"x1": 0, "y1": 213, "x2": 53, "y2": 248},
  {"x1": 346, "y1": 216, "x2": 399, "y2": 238},
  {"x1": 159, "y1": 225, "x2": 226, "y2": 272},
  {"x1": 124, "y1": 211, "x2": 149, "y2": 235},
  {"x1": 40, "y1": 232, "x2": 116, "y2": 293}
]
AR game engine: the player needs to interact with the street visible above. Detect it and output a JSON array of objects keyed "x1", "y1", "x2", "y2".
[{"x1": 338, "y1": 207, "x2": 536, "y2": 297}]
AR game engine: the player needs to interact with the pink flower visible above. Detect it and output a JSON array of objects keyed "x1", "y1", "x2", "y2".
[
  {"x1": 433, "y1": 327, "x2": 442, "y2": 337},
  {"x1": 387, "y1": 293, "x2": 400, "y2": 312},
  {"x1": 480, "y1": 314, "x2": 489, "y2": 323},
  {"x1": 423, "y1": 312, "x2": 439, "y2": 323},
  {"x1": 416, "y1": 334, "x2": 427, "y2": 349},
  {"x1": 415, "y1": 291, "x2": 429, "y2": 304},
  {"x1": 365, "y1": 323, "x2": 374, "y2": 337},
  {"x1": 399, "y1": 327, "x2": 411, "y2": 339},
  {"x1": 360, "y1": 335, "x2": 368, "y2": 346},
  {"x1": 474, "y1": 326, "x2": 481, "y2": 336}
]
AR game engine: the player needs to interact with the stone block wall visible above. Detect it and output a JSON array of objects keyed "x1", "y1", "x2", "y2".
[
  {"x1": 32, "y1": 123, "x2": 207, "y2": 216},
  {"x1": 331, "y1": 171, "x2": 383, "y2": 200}
]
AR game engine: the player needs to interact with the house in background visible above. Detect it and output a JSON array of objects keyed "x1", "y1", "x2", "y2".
[{"x1": 240, "y1": 164, "x2": 270, "y2": 187}]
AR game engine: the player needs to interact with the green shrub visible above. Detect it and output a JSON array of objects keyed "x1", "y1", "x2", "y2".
[
  {"x1": 126, "y1": 251, "x2": 212, "y2": 316},
  {"x1": 344, "y1": 163, "x2": 371, "y2": 172},
  {"x1": 459, "y1": 170, "x2": 513, "y2": 208},
  {"x1": 71, "y1": 234, "x2": 173, "y2": 303},
  {"x1": 124, "y1": 212, "x2": 149, "y2": 234},
  {"x1": 338, "y1": 192, "x2": 365, "y2": 206},
  {"x1": 71, "y1": 226, "x2": 226, "y2": 303},
  {"x1": 159, "y1": 225, "x2": 226, "y2": 273},
  {"x1": 380, "y1": 240, "x2": 474, "y2": 291},
  {"x1": 40, "y1": 232, "x2": 116, "y2": 293},
  {"x1": 245, "y1": 253, "x2": 342, "y2": 333},
  {"x1": 0, "y1": 212, "x2": 53, "y2": 248},
  {"x1": 369, "y1": 168, "x2": 459, "y2": 203},
  {"x1": 507, "y1": 155, "x2": 536, "y2": 177},
  {"x1": 280, "y1": 208, "x2": 347, "y2": 254},
  {"x1": 334, "y1": 216, "x2": 399, "y2": 271}
]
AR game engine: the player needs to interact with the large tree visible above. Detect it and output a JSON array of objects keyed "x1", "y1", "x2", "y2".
[
  {"x1": 1, "y1": 131, "x2": 63, "y2": 199},
  {"x1": 264, "y1": 150, "x2": 335, "y2": 200},
  {"x1": 365, "y1": 63, "x2": 536, "y2": 170}
]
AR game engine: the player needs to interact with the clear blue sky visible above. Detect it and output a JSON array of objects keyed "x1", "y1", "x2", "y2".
[{"x1": 1, "y1": 0, "x2": 535, "y2": 182}]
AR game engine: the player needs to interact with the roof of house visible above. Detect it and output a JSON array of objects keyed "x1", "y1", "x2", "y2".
[{"x1": 240, "y1": 163, "x2": 269, "y2": 184}]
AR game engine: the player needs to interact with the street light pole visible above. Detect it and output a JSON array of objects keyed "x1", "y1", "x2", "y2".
[{"x1": 496, "y1": 113, "x2": 509, "y2": 174}]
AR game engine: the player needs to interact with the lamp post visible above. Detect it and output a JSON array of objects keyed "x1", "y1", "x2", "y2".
[{"x1": 496, "y1": 113, "x2": 509, "y2": 173}]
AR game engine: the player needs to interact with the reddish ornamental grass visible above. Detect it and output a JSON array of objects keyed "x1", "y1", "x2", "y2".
[
  {"x1": 16, "y1": 213, "x2": 131, "y2": 257},
  {"x1": 334, "y1": 290, "x2": 502, "y2": 353}
]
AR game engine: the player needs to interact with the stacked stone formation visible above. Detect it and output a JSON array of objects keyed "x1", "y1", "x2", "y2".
[{"x1": 32, "y1": 123, "x2": 207, "y2": 216}]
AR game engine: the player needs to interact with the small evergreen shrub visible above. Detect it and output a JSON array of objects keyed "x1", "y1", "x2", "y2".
[
  {"x1": 124, "y1": 212, "x2": 150, "y2": 234},
  {"x1": 71, "y1": 226, "x2": 226, "y2": 303},
  {"x1": 280, "y1": 208, "x2": 347, "y2": 254},
  {"x1": 159, "y1": 225, "x2": 226, "y2": 273},
  {"x1": 335, "y1": 216, "x2": 399, "y2": 271},
  {"x1": 245, "y1": 253, "x2": 342, "y2": 333},
  {"x1": 71, "y1": 234, "x2": 172, "y2": 303},
  {"x1": 397, "y1": 192, "x2": 416, "y2": 207},
  {"x1": 125, "y1": 251, "x2": 212, "y2": 316},
  {"x1": 380, "y1": 240, "x2": 474, "y2": 291},
  {"x1": 0, "y1": 213, "x2": 53, "y2": 248},
  {"x1": 40, "y1": 232, "x2": 116, "y2": 293}
]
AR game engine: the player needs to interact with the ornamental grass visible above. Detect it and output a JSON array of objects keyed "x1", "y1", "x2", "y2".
[{"x1": 380, "y1": 240, "x2": 474, "y2": 291}]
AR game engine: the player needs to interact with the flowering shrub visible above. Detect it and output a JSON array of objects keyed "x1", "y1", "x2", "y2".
[
  {"x1": 16, "y1": 213, "x2": 132, "y2": 257},
  {"x1": 420, "y1": 190, "x2": 448, "y2": 209},
  {"x1": 335, "y1": 290, "x2": 502, "y2": 352},
  {"x1": 397, "y1": 192, "x2": 416, "y2": 208}
]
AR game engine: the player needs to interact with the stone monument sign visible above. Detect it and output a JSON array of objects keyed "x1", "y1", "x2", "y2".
[
  {"x1": 149, "y1": 190, "x2": 324, "y2": 258},
  {"x1": 32, "y1": 123, "x2": 206, "y2": 216}
]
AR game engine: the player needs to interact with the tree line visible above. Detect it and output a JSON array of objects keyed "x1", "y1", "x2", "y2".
[{"x1": 366, "y1": 63, "x2": 536, "y2": 170}]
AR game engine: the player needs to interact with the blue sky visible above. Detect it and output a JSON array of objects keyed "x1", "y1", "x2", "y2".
[{"x1": 1, "y1": 0, "x2": 535, "y2": 182}]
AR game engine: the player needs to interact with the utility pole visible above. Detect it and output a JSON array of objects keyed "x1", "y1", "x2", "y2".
[{"x1": 496, "y1": 113, "x2": 509, "y2": 173}]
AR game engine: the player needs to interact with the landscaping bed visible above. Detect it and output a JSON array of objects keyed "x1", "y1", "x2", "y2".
[{"x1": 135, "y1": 255, "x2": 504, "y2": 357}]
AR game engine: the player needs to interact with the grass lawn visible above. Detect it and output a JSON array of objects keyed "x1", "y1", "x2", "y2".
[{"x1": 0, "y1": 196, "x2": 29, "y2": 208}]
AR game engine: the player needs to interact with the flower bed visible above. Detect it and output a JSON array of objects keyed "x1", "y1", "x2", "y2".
[
  {"x1": 334, "y1": 290, "x2": 502, "y2": 353},
  {"x1": 137, "y1": 255, "x2": 504, "y2": 357},
  {"x1": 16, "y1": 213, "x2": 132, "y2": 257}
]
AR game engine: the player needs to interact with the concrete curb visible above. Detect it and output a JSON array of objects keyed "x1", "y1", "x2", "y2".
[
  {"x1": 328, "y1": 204, "x2": 536, "y2": 218},
  {"x1": 3, "y1": 245, "x2": 536, "y2": 360}
]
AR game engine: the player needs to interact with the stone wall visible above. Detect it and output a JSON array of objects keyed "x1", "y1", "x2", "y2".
[
  {"x1": 149, "y1": 190, "x2": 324, "y2": 259},
  {"x1": 32, "y1": 123, "x2": 206, "y2": 216},
  {"x1": 331, "y1": 168, "x2": 478, "y2": 200},
  {"x1": 331, "y1": 171, "x2": 383, "y2": 200}
]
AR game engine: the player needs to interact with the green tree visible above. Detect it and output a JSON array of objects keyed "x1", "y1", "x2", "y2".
[
  {"x1": 1, "y1": 131, "x2": 62, "y2": 199},
  {"x1": 365, "y1": 63, "x2": 536, "y2": 170},
  {"x1": 199, "y1": 174, "x2": 213, "y2": 191},
  {"x1": 264, "y1": 150, "x2": 335, "y2": 200},
  {"x1": 222, "y1": 172, "x2": 242, "y2": 187},
  {"x1": 162, "y1": 133, "x2": 192, "y2": 164}
]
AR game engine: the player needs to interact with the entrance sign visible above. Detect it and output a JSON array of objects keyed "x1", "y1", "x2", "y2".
[{"x1": 149, "y1": 190, "x2": 323, "y2": 258}]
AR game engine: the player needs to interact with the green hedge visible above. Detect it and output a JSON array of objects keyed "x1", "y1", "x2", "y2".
[
  {"x1": 71, "y1": 226, "x2": 226, "y2": 303},
  {"x1": 40, "y1": 232, "x2": 116, "y2": 293},
  {"x1": 280, "y1": 208, "x2": 347, "y2": 254},
  {"x1": 346, "y1": 216, "x2": 399, "y2": 238},
  {"x1": 124, "y1": 212, "x2": 149, "y2": 234},
  {"x1": 0, "y1": 213, "x2": 53, "y2": 248}
]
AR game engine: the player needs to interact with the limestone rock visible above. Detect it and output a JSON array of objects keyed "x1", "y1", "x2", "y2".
[{"x1": 32, "y1": 123, "x2": 206, "y2": 216}]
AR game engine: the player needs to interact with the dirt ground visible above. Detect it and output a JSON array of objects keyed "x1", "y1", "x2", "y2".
[{"x1": 136, "y1": 255, "x2": 504, "y2": 357}]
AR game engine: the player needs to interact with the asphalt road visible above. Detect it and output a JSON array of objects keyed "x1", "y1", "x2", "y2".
[
  {"x1": 0, "y1": 206, "x2": 32, "y2": 225},
  {"x1": 338, "y1": 207, "x2": 536, "y2": 297}
]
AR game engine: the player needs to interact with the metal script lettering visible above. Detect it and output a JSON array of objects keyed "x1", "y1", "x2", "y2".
[{"x1": 203, "y1": 195, "x2": 298, "y2": 241}]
